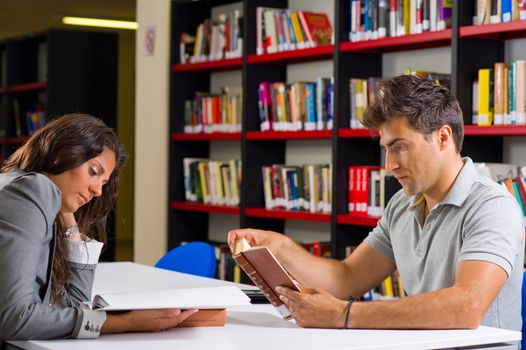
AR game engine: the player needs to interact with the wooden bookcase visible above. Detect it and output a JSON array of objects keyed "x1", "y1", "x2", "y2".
[
  {"x1": 0, "y1": 28, "x2": 118, "y2": 259},
  {"x1": 169, "y1": 0, "x2": 526, "y2": 260},
  {"x1": 0, "y1": 29, "x2": 117, "y2": 160}
]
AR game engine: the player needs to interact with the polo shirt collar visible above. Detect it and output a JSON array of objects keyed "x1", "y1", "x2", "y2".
[{"x1": 409, "y1": 157, "x2": 476, "y2": 210}]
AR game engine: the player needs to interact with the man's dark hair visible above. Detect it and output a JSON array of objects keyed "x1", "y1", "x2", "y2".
[{"x1": 362, "y1": 75, "x2": 464, "y2": 152}]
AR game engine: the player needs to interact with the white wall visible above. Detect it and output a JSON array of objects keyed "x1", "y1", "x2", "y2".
[{"x1": 134, "y1": 0, "x2": 171, "y2": 265}]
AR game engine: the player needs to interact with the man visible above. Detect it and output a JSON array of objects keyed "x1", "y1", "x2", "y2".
[{"x1": 228, "y1": 75, "x2": 524, "y2": 330}]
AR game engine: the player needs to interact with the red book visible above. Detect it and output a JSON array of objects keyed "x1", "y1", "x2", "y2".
[{"x1": 300, "y1": 11, "x2": 333, "y2": 46}]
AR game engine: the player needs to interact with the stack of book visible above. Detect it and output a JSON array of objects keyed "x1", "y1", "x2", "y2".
[
  {"x1": 473, "y1": 61, "x2": 526, "y2": 126},
  {"x1": 183, "y1": 158, "x2": 241, "y2": 207},
  {"x1": 180, "y1": 10, "x2": 243, "y2": 64},
  {"x1": 262, "y1": 163, "x2": 332, "y2": 214},
  {"x1": 349, "y1": 77, "x2": 383, "y2": 129},
  {"x1": 257, "y1": 78, "x2": 333, "y2": 132},
  {"x1": 349, "y1": 0, "x2": 453, "y2": 42},
  {"x1": 184, "y1": 86, "x2": 242, "y2": 134},
  {"x1": 475, "y1": 162, "x2": 526, "y2": 220},
  {"x1": 348, "y1": 166, "x2": 402, "y2": 217},
  {"x1": 256, "y1": 8, "x2": 333, "y2": 55},
  {"x1": 473, "y1": 0, "x2": 526, "y2": 24}
]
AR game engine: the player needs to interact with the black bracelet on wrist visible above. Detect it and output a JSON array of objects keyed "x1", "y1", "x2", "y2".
[{"x1": 343, "y1": 296, "x2": 358, "y2": 329}]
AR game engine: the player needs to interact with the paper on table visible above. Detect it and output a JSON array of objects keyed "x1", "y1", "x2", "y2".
[{"x1": 91, "y1": 285, "x2": 251, "y2": 311}]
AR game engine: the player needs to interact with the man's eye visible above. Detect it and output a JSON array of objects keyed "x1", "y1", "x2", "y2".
[{"x1": 395, "y1": 145, "x2": 407, "y2": 153}]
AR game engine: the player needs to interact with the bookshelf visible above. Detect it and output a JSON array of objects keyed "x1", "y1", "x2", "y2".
[
  {"x1": 169, "y1": 0, "x2": 526, "y2": 261},
  {"x1": 0, "y1": 28, "x2": 118, "y2": 259}
]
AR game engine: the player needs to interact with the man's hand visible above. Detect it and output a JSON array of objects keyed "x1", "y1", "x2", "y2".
[
  {"x1": 276, "y1": 285, "x2": 348, "y2": 328},
  {"x1": 227, "y1": 228, "x2": 288, "y2": 256}
]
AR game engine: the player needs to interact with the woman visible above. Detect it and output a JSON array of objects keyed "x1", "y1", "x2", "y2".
[{"x1": 0, "y1": 114, "x2": 196, "y2": 343}]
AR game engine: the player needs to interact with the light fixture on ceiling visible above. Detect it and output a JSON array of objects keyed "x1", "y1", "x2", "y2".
[{"x1": 62, "y1": 16, "x2": 138, "y2": 30}]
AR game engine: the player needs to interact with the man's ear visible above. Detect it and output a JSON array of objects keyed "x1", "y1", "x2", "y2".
[{"x1": 437, "y1": 125, "x2": 453, "y2": 150}]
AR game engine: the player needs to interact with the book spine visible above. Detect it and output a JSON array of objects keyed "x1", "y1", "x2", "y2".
[{"x1": 233, "y1": 253, "x2": 292, "y2": 319}]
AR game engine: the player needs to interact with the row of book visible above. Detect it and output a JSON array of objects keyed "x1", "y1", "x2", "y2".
[
  {"x1": 180, "y1": 10, "x2": 243, "y2": 64},
  {"x1": 474, "y1": 0, "x2": 526, "y2": 24},
  {"x1": 474, "y1": 162, "x2": 526, "y2": 220},
  {"x1": 11, "y1": 99, "x2": 46, "y2": 137},
  {"x1": 348, "y1": 166, "x2": 402, "y2": 217},
  {"x1": 262, "y1": 164, "x2": 332, "y2": 214},
  {"x1": 257, "y1": 79, "x2": 334, "y2": 132},
  {"x1": 183, "y1": 158, "x2": 241, "y2": 207},
  {"x1": 350, "y1": 77, "x2": 383, "y2": 129},
  {"x1": 348, "y1": 0, "x2": 452, "y2": 43},
  {"x1": 474, "y1": 61, "x2": 526, "y2": 126},
  {"x1": 256, "y1": 7, "x2": 333, "y2": 55},
  {"x1": 183, "y1": 86, "x2": 242, "y2": 134},
  {"x1": 350, "y1": 70, "x2": 451, "y2": 129}
]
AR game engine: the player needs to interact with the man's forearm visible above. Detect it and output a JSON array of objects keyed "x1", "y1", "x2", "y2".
[{"x1": 348, "y1": 286, "x2": 482, "y2": 329}]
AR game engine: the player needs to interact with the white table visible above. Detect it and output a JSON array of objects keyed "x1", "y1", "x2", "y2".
[{"x1": 8, "y1": 262, "x2": 522, "y2": 350}]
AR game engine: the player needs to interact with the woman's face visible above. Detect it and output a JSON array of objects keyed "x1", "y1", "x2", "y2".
[{"x1": 47, "y1": 147, "x2": 117, "y2": 213}]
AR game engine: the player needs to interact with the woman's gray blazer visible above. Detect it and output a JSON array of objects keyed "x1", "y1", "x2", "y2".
[{"x1": 0, "y1": 171, "x2": 106, "y2": 345}]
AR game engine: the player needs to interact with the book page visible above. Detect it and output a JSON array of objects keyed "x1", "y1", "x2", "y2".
[{"x1": 92, "y1": 285, "x2": 250, "y2": 311}]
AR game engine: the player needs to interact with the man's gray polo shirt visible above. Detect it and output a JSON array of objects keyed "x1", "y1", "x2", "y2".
[{"x1": 364, "y1": 157, "x2": 524, "y2": 331}]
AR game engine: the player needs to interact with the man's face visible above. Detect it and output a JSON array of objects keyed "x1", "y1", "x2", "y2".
[{"x1": 379, "y1": 118, "x2": 442, "y2": 196}]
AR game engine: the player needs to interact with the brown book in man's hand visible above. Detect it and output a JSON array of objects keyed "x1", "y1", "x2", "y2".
[{"x1": 232, "y1": 238, "x2": 302, "y2": 319}]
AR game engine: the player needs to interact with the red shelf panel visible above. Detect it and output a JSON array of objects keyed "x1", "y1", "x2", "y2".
[
  {"x1": 246, "y1": 130, "x2": 332, "y2": 140},
  {"x1": 9, "y1": 81, "x2": 47, "y2": 93},
  {"x1": 0, "y1": 86, "x2": 6, "y2": 94},
  {"x1": 8, "y1": 136, "x2": 29, "y2": 144},
  {"x1": 337, "y1": 214, "x2": 380, "y2": 227},
  {"x1": 245, "y1": 207, "x2": 331, "y2": 222},
  {"x1": 172, "y1": 58, "x2": 242, "y2": 73},
  {"x1": 460, "y1": 21, "x2": 526, "y2": 40},
  {"x1": 247, "y1": 45, "x2": 333, "y2": 64},
  {"x1": 171, "y1": 132, "x2": 241, "y2": 141},
  {"x1": 338, "y1": 128, "x2": 379, "y2": 138},
  {"x1": 171, "y1": 201, "x2": 240, "y2": 215},
  {"x1": 340, "y1": 29, "x2": 451, "y2": 53},
  {"x1": 0, "y1": 136, "x2": 30, "y2": 145},
  {"x1": 464, "y1": 125, "x2": 526, "y2": 136}
]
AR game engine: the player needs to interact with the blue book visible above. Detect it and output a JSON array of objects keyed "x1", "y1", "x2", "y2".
[
  {"x1": 326, "y1": 79, "x2": 333, "y2": 129},
  {"x1": 287, "y1": 170, "x2": 299, "y2": 210},
  {"x1": 502, "y1": 0, "x2": 512, "y2": 22}
]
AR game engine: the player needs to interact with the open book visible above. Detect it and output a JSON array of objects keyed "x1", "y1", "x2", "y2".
[
  {"x1": 91, "y1": 285, "x2": 250, "y2": 311},
  {"x1": 232, "y1": 238, "x2": 302, "y2": 319}
]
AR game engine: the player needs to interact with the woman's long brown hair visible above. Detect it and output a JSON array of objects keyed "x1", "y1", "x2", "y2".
[{"x1": 1, "y1": 114, "x2": 126, "y2": 303}]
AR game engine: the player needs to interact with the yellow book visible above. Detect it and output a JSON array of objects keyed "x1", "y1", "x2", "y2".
[
  {"x1": 229, "y1": 159, "x2": 240, "y2": 206},
  {"x1": 233, "y1": 264, "x2": 241, "y2": 283},
  {"x1": 403, "y1": 0, "x2": 410, "y2": 35},
  {"x1": 198, "y1": 161, "x2": 209, "y2": 204},
  {"x1": 478, "y1": 68, "x2": 494, "y2": 126},
  {"x1": 383, "y1": 275, "x2": 394, "y2": 297},
  {"x1": 290, "y1": 12, "x2": 305, "y2": 47}
]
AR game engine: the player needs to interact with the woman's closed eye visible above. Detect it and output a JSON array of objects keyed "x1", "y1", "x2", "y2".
[{"x1": 89, "y1": 167, "x2": 98, "y2": 176}]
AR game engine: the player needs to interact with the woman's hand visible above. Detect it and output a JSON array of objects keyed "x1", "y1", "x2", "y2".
[{"x1": 101, "y1": 308, "x2": 199, "y2": 333}]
